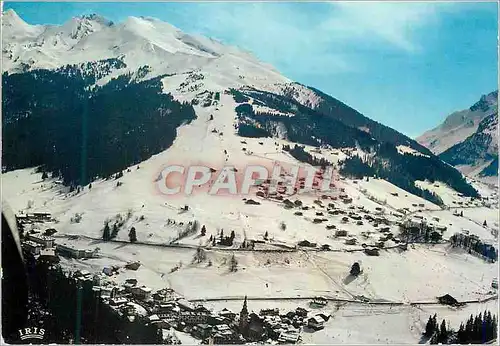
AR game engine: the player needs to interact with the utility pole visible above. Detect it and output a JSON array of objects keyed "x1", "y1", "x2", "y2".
[{"x1": 75, "y1": 280, "x2": 83, "y2": 344}]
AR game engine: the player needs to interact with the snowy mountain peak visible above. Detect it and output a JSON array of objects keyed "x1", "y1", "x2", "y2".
[
  {"x1": 78, "y1": 13, "x2": 114, "y2": 27},
  {"x1": 417, "y1": 90, "x2": 498, "y2": 155},
  {"x1": 2, "y1": 9, "x2": 38, "y2": 37},
  {"x1": 2, "y1": 8, "x2": 25, "y2": 25},
  {"x1": 2, "y1": 10, "x2": 291, "y2": 91}
]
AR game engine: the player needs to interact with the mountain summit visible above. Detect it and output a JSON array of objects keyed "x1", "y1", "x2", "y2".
[
  {"x1": 417, "y1": 90, "x2": 498, "y2": 155},
  {"x1": 417, "y1": 91, "x2": 498, "y2": 183}
]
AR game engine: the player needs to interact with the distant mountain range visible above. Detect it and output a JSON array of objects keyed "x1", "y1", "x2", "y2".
[
  {"x1": 1, "y1": 9, "x2": 479, "y2": 202},
  {"x1": 417, "y1": 91, "x2": 498, "y2": 183}
]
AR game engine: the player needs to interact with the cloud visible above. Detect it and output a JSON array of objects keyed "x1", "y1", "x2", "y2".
[
  {"x1": 177, "y1": 2, "x2": 450, "y2": 77},
  {"x1": 322, "y1": 2, "x2": 441, "y2": 52}
]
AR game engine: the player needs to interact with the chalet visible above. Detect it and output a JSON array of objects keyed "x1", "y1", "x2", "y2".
[
  {"x1": 192, "y1": 323, "x2": 212, "y2": 339},
  {"x1": 40, "y1": 247, "x2": 57, "y2": 258},
  {"x1": 125, "y1": 261, "x2": 141, "y2": 270},
  {"x1": 157, "y1": 302, "x2": 177, "y2": 313},
  {"x1": 177, "y1": 299, "x2": 195, "y2": 311},
  {"x1": 26, "y1": 233, "x2": 55, "y2": 248},
  {"x1": 131, "y1": 286, "x2": 152, "y2": 300},
  {"x1": 278, "y1": 328, "x2": 301, "y2": 343},
  {"x1": 260, "y1": 308, "x2": 279, "y2": 316},
  {"x1": 109, "y1": 297, "x2": 128, "y2": 306},
  {"x1": 375, "y1": 217, "x2": 390, "y2": 225},
  {"x1": 335, "y1": 229, "x2": 348, "y2": 237},
  {"x1": 297, "y1": 240, "x2": 317, "y2": 248},
  {"x1": 343, "y1": 197, "x2": 353, "y2": 204},
  {"x1": 123, "y1": 279, "x2": 137, "y2": 292},
  {"x1": 435, "y1": 225, "x2": 447, "y2": 232},
  {"x1": 22, "y1": 240, "x2": 43, "y2": 256},
  {"x1": 211, "y1": 324, "x2": 243, "y2": 344},
  {"x1": 364, "y1": 248, "x2": 380, "y2": 256},
  {"x1": 219, "y1": 308, "x2": 236, "y2": 321},
  {"x1": 179, "y1": 311, "x2": 209, "y2": 325},
  {"x1": 208, "y1": 316, "x2": 227, "y2": 325},
  {"x1": 56, "y1": 244, "x2": 94, "y2": 259},
  {"x1": 437, "y1": 294, "x2": 459, "y2": 306},
  {"x1": 345, "y1": 238, "x2": 357, "y2": 245},
  {"x1": 310, "y1": 297, "x2": 327, "y2": 307},
  {"x1": 150, "y1": 318, "x2": 171, "y2": 330},
  {"x1": 307, "y1": 315, "x2": 327, "y2": 330},
  {"x1": 341, "y1": 217, "x2": 349, "y2": 223},
  {"x1": 349, "y1": 213, "x2": 362, "y2": 220},
  {"x1": 356, "y1": 221, "x2": 363, "y2": 226},
  {"x1": 295, "y1": 307, "x2": 308, "y2": 317}
]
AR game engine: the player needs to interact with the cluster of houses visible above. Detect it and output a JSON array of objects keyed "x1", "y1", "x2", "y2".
[
  {"x1": 82, "y1": 269, "x2": 333, "y2": 345},
  {"x1": 17, "y1": 213, "x2": 98, "y2": 260},
  {"x1": 21, "y1": 230, "x2": 98, "y2": 260},
  {"x1": 15, "y1": 211, "x2": 53, "y2": 232},
  {"x1": 22, "y1": 232, "x2": 56, "y2": 257}
]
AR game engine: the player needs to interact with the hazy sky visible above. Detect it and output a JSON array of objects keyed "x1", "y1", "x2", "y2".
[{"x1": 4, "y1": 1, "x2": 498, "y2": 137}]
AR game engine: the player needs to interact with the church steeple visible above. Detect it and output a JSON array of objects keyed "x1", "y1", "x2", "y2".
[
  {"x1": 241, "y1": 295, "x2": 248, "y2": 314},
  {"x1": 239, "y1": 295, "x2": 249, "y2": 335}
]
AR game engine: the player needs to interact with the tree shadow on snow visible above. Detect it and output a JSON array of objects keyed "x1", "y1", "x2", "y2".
[
  {"x1": 343, "y1": 274, "x2": 357, "y2": 285},
  {"x1": 419, "y1": 335, "x2": 430, "y2": 344}
]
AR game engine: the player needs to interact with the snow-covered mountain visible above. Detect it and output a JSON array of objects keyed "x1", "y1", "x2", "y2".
[
  {"x1": 417, "y1": 90, "x2": 498, "y2": 155},
  {"x1": 417, "y1": 90, "x2": 498, "y2": 184},
  {"x1": 2, "y1": 9, "x2": 289, "y2": 90},
  {"x1": 439, "y1": 111, "x2": 498, "y2": 182},
  {"x1": 2, "y1": 9, "x2": 479, "y2": 202}
]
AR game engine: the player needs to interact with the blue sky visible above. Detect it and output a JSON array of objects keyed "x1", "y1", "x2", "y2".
[{"x1": 4, "y1": 1, "x2": 498, "y2": 137}]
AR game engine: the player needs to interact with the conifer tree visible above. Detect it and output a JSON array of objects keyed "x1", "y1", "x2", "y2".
[
  {"x1": 102, "y1": 222, "x2": 111, "y2": 241},
  {"x1": 425, "y1": 315, "x2": 435, "y2": 337},
  {"x1": 439, "y1": 319, "x2": 447, "y2": 343}
]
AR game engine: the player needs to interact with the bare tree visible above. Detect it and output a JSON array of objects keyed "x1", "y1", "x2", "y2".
[
  {"x1": 193, "y1": 247, "x2": 207, "y2": 263},
  {"x1": 280, "y1": 221, "x2": 287, "y2": 231}
]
